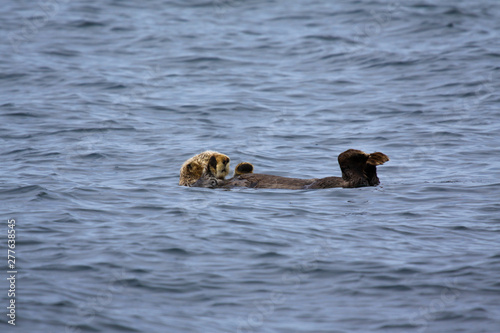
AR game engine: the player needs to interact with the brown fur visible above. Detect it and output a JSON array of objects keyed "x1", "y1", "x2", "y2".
[
  {"x1": 192, "y1": 149, "x2": 389, "y2": 189},
  {"x1": 179, "y1": 151, "x2": 230, "y2": 186},
  {"x1": 367, "y1": 152, "x2": 390, "y2": 166},
  {"x1": 234, "y1": 162, "x2": 254, "y2": 176}
]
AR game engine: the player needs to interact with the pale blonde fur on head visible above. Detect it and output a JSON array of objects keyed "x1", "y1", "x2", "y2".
[{"x1": 179, "y1": 150, "x2": 230, "y2": 186}]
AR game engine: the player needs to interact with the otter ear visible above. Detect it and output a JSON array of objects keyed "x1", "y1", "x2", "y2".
[
  {"x1": 234, "y1": 162, "x2": 254, "y2": 176},
  {"x1": 206, "y1": 155, "x2": 218, "y2": 176},
  {"x1": 367, "y1": 152, "x2": 389, "y2": 166},
  {"x1": 186, "y1": 163, "x2": 192, "y2": 170}
]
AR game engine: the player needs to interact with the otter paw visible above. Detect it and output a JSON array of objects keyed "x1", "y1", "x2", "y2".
[{"x1": 234, "y1": 162, "x2": 254, "y2": 176}]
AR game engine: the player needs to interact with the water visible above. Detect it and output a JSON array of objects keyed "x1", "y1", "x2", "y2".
[{"x1": 1, "y1": 0, "x2": 500, "y2": 332}]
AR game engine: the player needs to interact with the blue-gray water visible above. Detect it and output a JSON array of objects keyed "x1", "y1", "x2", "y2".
[{"x1": 1, "y1": 0, "x2": 500, "y2": 332}]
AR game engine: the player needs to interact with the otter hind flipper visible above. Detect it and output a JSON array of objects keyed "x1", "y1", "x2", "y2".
[
  {"x1": 364, "y1": 152, "x2": 389, "y2": 186},
  {"x1": 367, "y1": 152, "x2": 389, "y2": 166},
  {"x1": 338, "y1": 149, "x2": 389, "y2": 187}
]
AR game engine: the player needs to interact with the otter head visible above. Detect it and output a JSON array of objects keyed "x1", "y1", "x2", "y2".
[
  {"x1": 179, "y1": 151, "x2": 230, "y2": 186},
  {"x1": 191, "y1": 156, "x2": 221, "y2": 188},
  {"x1": 338, "y1": 149, "x2": 389, "y2": 187}
]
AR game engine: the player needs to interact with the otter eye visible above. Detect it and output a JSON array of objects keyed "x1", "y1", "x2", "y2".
[{"x1": 210, "y1": 179, "x2": 218, "y2": 187}]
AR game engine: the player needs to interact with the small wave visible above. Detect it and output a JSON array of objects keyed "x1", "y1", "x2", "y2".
[
  {"x1": 42, "y1": 49, "x2": 81, "y2": 57},
  {"x1": 33, "y1": 264, "x2": 95, "y2": 272},
  {"x1": 252, "y1": 251, "x2": 287, "y2": 259},
  {"x1": 160, "y1": 248, "x2": 191, "y2": 255},
  {"x1": 304, "y1": 34, "x2": 349, "y2": 42},
  {"x1": 0, "y1": 73, "x2": 27, "y2": 80},
  {"x1": 2, "y1": 111, "x2": 42, "y2": 118},
  {"x1": 70, "y1": 20, "x2": 107, "y2": 28},
  {"x1": 0, "y1": 184, "x2": 46, "y2": 195},
  {"x1": 79, "y1": 152, "x2": 106, "y2": 160}
]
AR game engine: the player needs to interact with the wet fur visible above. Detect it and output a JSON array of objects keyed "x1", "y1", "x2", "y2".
[
  {"x1": 234, "y1": 162, "x2": 254, "y2": 176},
  {"x1": 179, "y1": 151, "x2": 230, "y2": 186},
  {"x1": 192, "y1": 149, "x2": 389, "y2": 189}
]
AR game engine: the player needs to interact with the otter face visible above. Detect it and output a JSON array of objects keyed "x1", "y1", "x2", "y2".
[{"x1": 192, "y1": 174, "x2": 220, "y2": 188}]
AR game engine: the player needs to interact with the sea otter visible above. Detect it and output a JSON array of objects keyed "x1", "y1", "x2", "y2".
[
  {"x1": 179, "y1": 150, "x2": 230, "y2": 186},
  {"x1": 191, "y1": 149, "x2": 389, "y2": 189}
]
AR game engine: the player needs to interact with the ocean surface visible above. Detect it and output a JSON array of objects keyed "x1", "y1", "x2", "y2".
[{"x1": 1, "y1": 0, "x2": 500, "y2": 332}]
